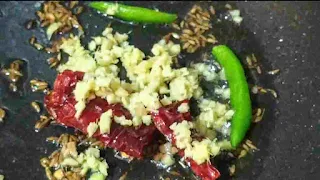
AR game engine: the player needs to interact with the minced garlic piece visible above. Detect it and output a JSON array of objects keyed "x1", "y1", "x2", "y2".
[
  {"x1": 142, "y1": 115, "x2": 152, "y2": 126},
  {"x1": 196, "y1": 99, "x2": 234, "y2": 132},
  {"x1": 177, "y1": 103, "x2": 189, "y2": 113},
  {"x1": 74, "y1": 80, "x2": 95, "y2": 102},
  {"x1": 160, "y1": 154, "x2": 175, "y2": 167},
  {"x1": 160, "y1": 95, "x2": 172, "y2": 106},
  {"x1": 87, "y1": 122, "x2": 98, "y2": 137},
  {"x1": 114, "y1": 116, "x2": 132, "y2": 126},
  {"x1": 170, "y1": 121, "x2": 194, "y2": 149},
  {"x1": 185, "y1": 139, "x2": 211, "y2": 165},
  {"x1": 169, "y1": 70, "x2": 199, "y2": 101},
  {"x1": 99, "y1": 110, "x2": 113, "y2": 134},
  {"x1": 59, "y1": 36, "x2": 97, "y2": 73},
  {"x1": 88, "y1": 40, "x2": 97, "y2": 51},
  {"x1": 89, "y1": 173, "x2": 105, "y2": 180},
  {"x1": 75, "y1": 101, "x2": 86, "y2": 119},
  {"x1": 210, "y1": 140, "x2": 221, "y2": 156},
  {"x1": 81, "y1": 148, "x2": 109, "y2": 180},
  {"x1": 58, "y1": 145, "x2": 109, "y2": 179},
  {"x1": 132, "y1": 116, "x2": 142, "y2": 127}
]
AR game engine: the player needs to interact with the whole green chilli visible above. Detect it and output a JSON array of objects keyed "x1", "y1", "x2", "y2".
[
  {"x1": 89, "y1": 2, "x2": 178, "y2": 24},
  {"x1": 212, "y1": 45, "x2": 252, "y2": 148}
]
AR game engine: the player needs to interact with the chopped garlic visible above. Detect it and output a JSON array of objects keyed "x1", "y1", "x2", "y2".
[
  {"x1": 59, "y1": 36, "x2": 97, "y2": 73},
  {"x1": 75, "y1": 101, "x2": 86, "y2": 119},
  {"x1": 106, "y1": 93, "x2": 118, "y2": 104},
  {"x1": 87, "y1": 122, "x2": 98, "y2": 137},
  {"x1": 89, "y1": 173, "x2": 105, "y2": 180},
  {"x1": 170, "y1": 121, "x2": 194, "y2": 149},
  {"x1": 142, "y1": 115, "x2": 152, "y2": 126},
  {"x1": 132, "y1": 116, "x2": 142, "y2": 126},
  {"x1": 59, "y1": 146, "x2": 108, "y2": 179},
  {"x1": 177, "y1": 103, "x2": 189, "y2": 113},
  {"x1": 160, "y1": 154, "x2": 175, "y2": 167},
  {"x1": 114, "y1": 116, "x2": 132, "y2": 126},
  {"x1": 99, "y1": 110, "x2": 113, "y2": 134},
  {"x1": 85, "y1": 147, "x2": 101, "y2": 158},
  {"x1": 74, "y1": 80, "x2": 95, "y2": 102},
  {"x1": 88, "y1": 40, "x2": 97, "y2": 51},
  {"x1": 229, "y1": 10, "x2": 243, "y2": 25},
  {"x1": 160, "y1": 95, "x2": 172, "y2": 106},
  {"x1": 210, "y1": 141, "x2": 221, "y2": 156},
  {"x1": 98, "y1": 160, "x2": 109, "y2": 176},
  {"x1": 102, "y1": 27, "x2": 113, "y2": 36},
  {"x1": 185, "y1": 139, "x2": 211, "y2": 165},
  {"x1": 196, "y1": 99, "x2": 234, "y2": 133},
  {"x1": 229, "y1": 10, "x2": 240, "y2": 17}
]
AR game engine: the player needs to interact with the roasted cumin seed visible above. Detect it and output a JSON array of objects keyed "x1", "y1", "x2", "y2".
[
  {"x1": 40, "y1": 157, "x2": 50, "y2": 168},
  {"x1": 252, "y1": 107, "x2": 266, "y2": 123},
  {"x1": 74, "y1": 6, "x2": 84, "y2": 15},
  {"x1": 29, "y1": 36, "x2": 37, "y2": 45},
  {"x1": 40, "y1": 20, "x2": 50, "y2": 27},
  {"x1": 9, "y1": 83, "x2": 18, "y2": 92},
  {"x1": 45, "y1": 167, "x2": 55, "y2": 180},
  {"x1": 180, "y1": 20, "x2": 185, "y2": 28},
  {"x1": 49, "y1": 151, "x2": 60, "y2": 167},
  {"x1": 35, "y1": 115, "x2": 52, "y2": 131},
  {"x1": 229, "y1": 164, "x2": 236, "y2": 176},
  {"x1": 210, "y1": 6, "x2": 216, "y2": 15},
  {"x1": 190, "y1": 5, "x2": 197, "y2": 14},
  {"x1": 47, "y1": 57, "x2": 59, "y2": 68},
  {"x1": 256, "y1": 66, "x2": 262, "y2": 74},
  {"x1": 53, "y1": 169, "x2": 64, "y2": 180},
  {"x1": 46, "y1": 136, "x2": 59, "y2": 143},
  {"x1": 245, "y1": 139, "x2": 259, "y2": 150},
  {"x1": 182, "y1": 29, "x2": 193, "y2": 35},
  {"x1": 30, "y1": 79, "x2": 48, "y2": 92},
  {"x1": 207, "y1": 38, "x2": 217, "y2": 44},
  {"x1": 266, "y1": 88, "x2": 278, "y2": 98},
  {"x1": 0, "y1": 108, "x2": 5, "y2": 122},
  {"x1": 25, "y1": 19, "x2": 36, "y2": 30},
  {"x1": 34, "y1": 43, "x2": 44, "y2": 50},
  {"x1": 69, "y1": 1, "x2": 79, "y2": 9},
  {"x1": 31, "y1": 101, "x2": 41, "y2": 113},
  {"x1": 238, "y1": 149, "x2": 247, "y2": 159},
  {"x1": 182, "y1": 42, "x2": 190, "y2": 50},
  {"x1": 267, "y1": 69, "x2": 280, "y2": 75}
]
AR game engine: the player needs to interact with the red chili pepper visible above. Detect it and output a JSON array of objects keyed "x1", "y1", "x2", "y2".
[
  {"x1": 44, "y1": 70, "x2": 156, "y2": 158},
  {"x1": 151, "y1": 101, "x2": 220, "y2": 180}
]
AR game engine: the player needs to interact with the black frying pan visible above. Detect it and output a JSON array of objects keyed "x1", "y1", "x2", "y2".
[{"x1": 0, "y1": 1, "x2": 319, "y2": 180}]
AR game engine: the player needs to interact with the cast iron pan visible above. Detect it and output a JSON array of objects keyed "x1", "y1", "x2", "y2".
[{"x1": 0, "y1": 1, "x2": 319, "y2": 180}]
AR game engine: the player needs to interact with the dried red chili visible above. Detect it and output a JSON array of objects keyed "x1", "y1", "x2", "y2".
[
  {"x1": 44, "y1": 70, "x2": 156, "y2": 158},
  {"x1": 151, "y1": 100, "x2": 220, "y2": 180}
]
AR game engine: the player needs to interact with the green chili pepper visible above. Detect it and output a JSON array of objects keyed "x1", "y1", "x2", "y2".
[
  {"x1": 89, "y1": 2, "x2": 178, "y2": 24},
  {"x1": 212, "y1": 45, "x2": 252, "y2": 148}
]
